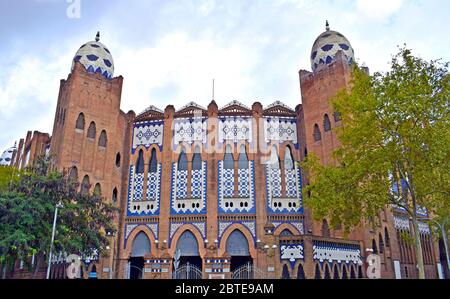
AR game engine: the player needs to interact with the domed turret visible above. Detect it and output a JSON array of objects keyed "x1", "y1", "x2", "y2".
[
  {"x1": 0, "y1": 144, "x2": 16, "y2": 166},
  {"x1": 71, "y1": 32, "x2": 114, "y2": 79},
  {"x1": 310, "y1": 21, "x2": 355, "y2": 72}
]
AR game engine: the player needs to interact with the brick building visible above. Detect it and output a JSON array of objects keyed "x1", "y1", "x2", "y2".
[{"x1": 2, "y1": 24, "x2": 447, "y2": 279}]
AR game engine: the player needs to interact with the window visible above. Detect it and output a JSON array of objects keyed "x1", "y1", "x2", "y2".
[
  {"x1": 372, "y1": 239, "x2": 378, "y2": 254},
  {"x1": 76, "y1": 113, "x2": 85, "y2": 130},
  {"x1": 81, "y1": 175, "x2": 90, "y2": 195},
  {"x1": 297, "y1": 264, "x2": 305, "y2": 279},
  {"x1": 324, "y1": 264, "x2": 331, "y2": 279},
  {"x1": 178, "y1": 148, "x2": 188, "y2": 171},
  {"x1": 385, "y1": 227, "x2": 390, "y2": 248},
  {"x1": 223, "y1": 145, "x2": 234, "y2": 169},
  {"x1": 323, "y1": 114, "x2": 331, "y2": 132},
  {"x1": 333, "y1": 264, "x2": 339, "y2": 279},
  {"x1": 269, "y1": 145, "x2": 280, "y2": 169},
  {"x1": 313, "y1": 124, "x2": 321, "y2": 142},
  {"x1": 237, "y1": 145, "x2": 248, "y2": 169},
  {"x1": 115, "y1": 152, "x2": 121, "y2": 168},
  {"x1": 68, "y1": 166, "x2": 78, "y2": 182},
  {"x1": 284, "y1": 146, "x2": 294, "y2": 170},
  {"x1": 98, "y1": 130, "x2": 107, "y2": 147},
  {"x1": 112, "y1": 187, "x2": 118, "y2": 203},
  {"x1": 322, "y1": 219, "x2": 330, "y2": 237},
  {"x1": 149, "y1": 148, "x2": 157, "y2": 173},
  {"x1": 333, "y1": 111, "x2": 342, "y2": 122},
  {"x1": 281, "y1": 264, "x2": 290, "y2": 279},
  {"x1": 280, "y1": 229, "x2": 293, "y2": 237},
  {"x1": 93, "y1": 183, "x2": 101, "y2": 196},
  {"x1": 379, "y1": 233, "x2": 384, "y2": 253},
  {"x1": 136, "y1": 150, "x2": 144, "y2": 174},
  {"x1": 87, "y1": 122, "x2": 96, "y2": 139},
  {"x1": 192, "y1": 146, "x2": 201, "y2": 170},
  {"x1": 314, "y1": 264, "x2": 321, "y2": 279}
]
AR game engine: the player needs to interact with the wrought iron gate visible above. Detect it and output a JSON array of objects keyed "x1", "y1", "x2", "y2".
[
  {"x1": 231, "y1": 262, "x2": 267, "y2": 279},
  {"x1": 172, "y1": 262, "x2": 203, "y2": 279}
]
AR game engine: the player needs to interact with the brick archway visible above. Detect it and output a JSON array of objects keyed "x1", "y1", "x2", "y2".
[
  {"x1": 274, "y1": 223, "x2": 301, "y2": 236},
  {"x1": 169, "y1": 224, "x2": 206, "y2": 257},
  {"x1": 124, "y1": 225, "x2": 158, "y2": 258},
  {"x1": 219, "y1": 223, "x2": 256, "y2": 259}
]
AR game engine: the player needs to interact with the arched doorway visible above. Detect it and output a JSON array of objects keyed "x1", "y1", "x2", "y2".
[
  {"x1": 226, "y1": 229, "x2": 252, "y2": 272},
  {"x1": 129, "y1": 231, "x2": 151, "y2": 279},
  {"x1": 173, "y1": 230, "x2": 202, "y2": 279}
]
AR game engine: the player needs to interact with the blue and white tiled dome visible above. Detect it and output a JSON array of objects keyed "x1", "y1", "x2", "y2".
[
  {"x1": 71, "y1": 32, "x2": 114, "y2": 79},
  {"x1": 0, "y1": 145, "x2": 16, "y2": 166},
  {"x1": 310, "y1": 21, "x2": 354, "y2": 72}
]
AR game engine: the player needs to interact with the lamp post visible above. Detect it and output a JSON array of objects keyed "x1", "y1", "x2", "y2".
[
  {"x1": 46, "y1": 201, "x2": 63, "y2": 279},
  {"x1": 427, "y1": 216, "x2": 450, "y2": 274}
]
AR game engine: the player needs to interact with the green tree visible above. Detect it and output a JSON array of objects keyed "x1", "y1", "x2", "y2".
[
  {"x1": 0, "y1": 155, "x2": 117, "y2": 278},
  {"x1": 303, "y1": 47, "x2": 449, "y2": 279},
  {"x1": 0, "y1": 166, "x2": 20, "y2": 192}
]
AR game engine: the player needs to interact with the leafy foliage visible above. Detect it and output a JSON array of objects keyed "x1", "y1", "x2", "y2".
[
  {"x1": 0, "y1": 155, "x2": 117, "y2": 276},
  {"x1": 302, "y1": 47, "x2": 449, "y2": 278}
]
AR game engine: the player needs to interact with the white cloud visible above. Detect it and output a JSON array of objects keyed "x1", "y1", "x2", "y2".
[
  {"x1": 113, "y1": 31, "x2": 260, "y2": 114},
  {"x1": 356, "y1": 0, "x2": 403, "y2": 21}
]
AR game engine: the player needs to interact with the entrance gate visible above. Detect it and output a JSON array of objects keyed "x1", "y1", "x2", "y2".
[
  {"x1": 172, "y1": 262, "x2": 203, "y2": 279},
  {"x1": 231, "y1": 262, "x2": 267, "y2": 279}
]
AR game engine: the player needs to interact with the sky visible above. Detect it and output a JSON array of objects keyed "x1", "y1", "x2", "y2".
[{"x1": 0, "y1": 0, "x2": 449, "y2": 150}]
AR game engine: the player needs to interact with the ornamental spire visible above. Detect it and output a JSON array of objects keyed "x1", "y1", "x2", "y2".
[
  {"x1": 325, "y1": 20, "x2": 330, "y2": 31},
  {"x1": 95, "y1": 31, "x2": 100, "y2": 42}
]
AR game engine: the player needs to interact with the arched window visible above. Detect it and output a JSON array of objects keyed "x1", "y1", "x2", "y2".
[
  {"x1": 342, "y1": 266, "x2": 348, "y2": 279},
  {"x1": 223, "y1": 145, "x2": 234, "y2": 169},
  {"x1": 372, "y1": 239, "x2": 378, "y2": 254},
  {"x1": 385, "y1": 227, "x2": 390, "y2": 248},
  {"x1": 226, "y1": 230, "x2": 249, "y2": 256},
  {"x1": 93, "y1": 183, "x2": 101, "y2": 196},
  {"x1": 322, "y1": 219, "x2": 330, "y2": 237},
  {"x1": 178, "y1": 148, "x2": 188, "y2": 171},
  {"x1": 333, "y1": 111, "x2": 342, "y2": 122},
  {"x1": 176, "y1": 230, "x2": 199, "y2": 256},
  {"x1": 131, "y1": 232, "x2": 151, "y2": 257},
  {"x1": 136, "y1": 150, "x2": 144, "y2": 174},
  {"x1": 379, "y1": 233, "x2": 384, "y2": 254},
  {"x1": 192, "y1": 146, "x2": 201, "y2": 170},
  {"x1": 333, "y1": 264, "x2": 339, "y2": 279},
  {"x1": 350, "y1": 266, "x2": 356, "y2": 279},
  {"x1": 81, "y1": 175, "x2": 90, "y2": 195},
  {"x1": 87, "y1": 122, "x2": 96, "y2": 139},
  {"x1": 281, "y1": 264, "x2": 290, "y2": 279},
  {"x1": 358, "y1": 265, "x2": 363, "y2": 278},
  {"x1": 313, "y1": 124, "x2": 321, "y2": 142},
  {"x1": 98, "y1": 130, "x2": 107, "y2": 147},
  {"x1": 149, "y1": 148, "x2": 157, "y2": 173},
  {"x1": 297, "y1": 264, "x2": 305, "y2": 279},
  {"x1": 314, "y1": 264, "x2": 322, "y2": 279},
  {"x1": 68, "y1": 166, "x2": 78, "y2": 182},
  {"x1": 280, "y1": 229, "x2": 293, "y2": 237},
  {"x1": 284, "y1": 146, "x2": 295, "y2": 170},
  {"x1": 75, "y1": 113, "x2": 85, "y2": 130},
  {"x1": 269, "y1": 145, "x2": 280, "y2": 169},
  {"x1": 323, "y1": 114, "x2": 331, "y2": 132},
  {"x1": 237, "y1": 145, "x2": 248, "y2": 169},
  {"x1": 115, "y1": 152, "x2": 121, "y2": 168},
  {"x1": 324, "y1": 264, "x2": 331, "y2": 279},
  {"x1": 112, "y1": 187, "x2": 118, "y2": 203}
]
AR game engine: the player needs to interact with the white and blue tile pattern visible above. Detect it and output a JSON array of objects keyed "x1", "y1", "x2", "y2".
[{"x1": 218, "y1": 161, "x2": 255, "y2": 213}]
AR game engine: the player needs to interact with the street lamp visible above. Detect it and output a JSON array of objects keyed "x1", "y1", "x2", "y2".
[
  {"x1": 46, "y1": 201, "x2": 63, "y2": 279},
  {"x1": 423, "y1": 216, "x2": 450, "y2": 274}
]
